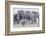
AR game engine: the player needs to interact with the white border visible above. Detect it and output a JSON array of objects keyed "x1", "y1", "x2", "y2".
[{"x1": 10, "y1": 5, "x2": 42, "y2": 32}]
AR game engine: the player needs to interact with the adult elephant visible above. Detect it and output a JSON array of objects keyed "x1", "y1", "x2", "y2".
[
  {"x1": 31, "y1": 11, "x2": 39, "y2": 24},
  {"x1": 26, "y1": 11, "x2": 33, "y2": 24}
]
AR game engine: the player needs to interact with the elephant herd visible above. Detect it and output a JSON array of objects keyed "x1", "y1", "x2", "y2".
[{"x1": 13, "y1": 10, "x2": 39, "y2": 26}]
